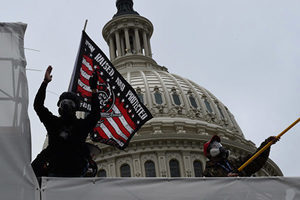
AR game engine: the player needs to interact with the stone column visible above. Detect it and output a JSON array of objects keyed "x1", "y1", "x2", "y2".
[
  {"x1": 143, "y1": 31, "x2": 149, "y2": 56},
  {"x1": 132, "y1": 154, "x2": 142, "y2": 177},
  {"x1": 109, "y1": 36, "x2": 116, "y2": 60},
  {"x1": 147, "y1": 35, "x2": 152, "y2": 57},
  {"x1": 124, "y1": 28, "x2": 131, "y2": 54},
  {"x1": 134, "y1": 28, "x2": 141, "y2": 54},
  {"x1": 115, "y1": 31, "x2": 122, "y2": 57},
  {"x1": 182, "y1": 152, "x2": 192, "y2": 177},
  {"x1": 108, "y1": 159, "x2": 116, "y2": 177},
  {"x1": 157, "y1": 152, "x2": 167, "y2": 177}
]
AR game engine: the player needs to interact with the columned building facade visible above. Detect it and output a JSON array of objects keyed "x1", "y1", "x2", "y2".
[{"x1": 90, "y1": 0, "x2": 283, "y2": 177}]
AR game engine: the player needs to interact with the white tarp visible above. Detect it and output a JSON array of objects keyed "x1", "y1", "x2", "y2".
[
  {"x1": 0, "y1": 22, "x2": 39, "y2": 200},
  {"x1": 41, "y1": 177, "x2": 300, "y2": 200}
]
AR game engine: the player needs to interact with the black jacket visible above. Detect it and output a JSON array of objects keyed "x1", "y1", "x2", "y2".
[{"x1": 33, "y1": 81, "x2": 100, "y2": 177}]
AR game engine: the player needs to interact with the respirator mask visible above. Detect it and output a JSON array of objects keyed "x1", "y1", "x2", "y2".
[
  {"x1": 209, "y1": 141, "x2": 230, "y2": 159},
  {"x1": 58, "y1": 99, "x2": 76, "y2": 119}
]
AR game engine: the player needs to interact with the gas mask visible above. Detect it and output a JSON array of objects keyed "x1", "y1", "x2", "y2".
[
  {"x1": 58, "y1": 99, "x2": 76, "y2": 119},
  {"x1": 209, "y1": 141, "x2": 230, "y2": 159}
]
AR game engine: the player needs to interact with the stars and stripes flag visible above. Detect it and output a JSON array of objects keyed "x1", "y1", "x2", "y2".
[{"x1": 68, "y1": 31, "x2": 153, "y2": 149}]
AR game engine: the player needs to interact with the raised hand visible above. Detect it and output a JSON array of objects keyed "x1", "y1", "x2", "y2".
[{"x1": 44, "y1": 65, "x2": 53, "y2": 83}]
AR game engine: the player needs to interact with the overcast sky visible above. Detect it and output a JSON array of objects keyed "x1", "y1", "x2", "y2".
[{"x1": 2, "y1": 0, "x2": 300, "y2": 176}]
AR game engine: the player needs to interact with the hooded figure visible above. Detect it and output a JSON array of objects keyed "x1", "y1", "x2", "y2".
[
  {"x1": 31, "y1": 66, "x2": 100, "y2": 177},
  {"x1": 57, "y1": 92, "x2": 80, "y2": 120},
  {"x1": 203, "y1": 135, "x2": 277, "y2": 177},
  {"x1": 203, "y1": 135, "x2": 230, "y2": 159}
]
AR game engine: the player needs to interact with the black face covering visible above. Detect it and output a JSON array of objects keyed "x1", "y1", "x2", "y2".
[{"x1": 58, "y1": 99, "x2": 76, "y2": 119}]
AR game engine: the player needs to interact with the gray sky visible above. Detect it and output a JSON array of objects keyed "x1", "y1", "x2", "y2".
[{"x1": 2, "y1": 0, "x2": 300, "y2": 176}]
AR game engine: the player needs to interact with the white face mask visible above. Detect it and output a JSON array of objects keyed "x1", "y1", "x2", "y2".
[
  {"x1": 209, "y1": 141, "x2": 230, "y2": 159},
  {"x1": 209, "y1": 141, "x2": 222, "y2": 157}
]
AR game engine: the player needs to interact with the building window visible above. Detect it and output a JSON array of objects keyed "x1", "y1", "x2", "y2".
[
  {"x1": 145, "y1": 160, "x2": 156, "y2": 177},
  {"x1": 204, "y1": 99, "x2": 213, "y2": 113},
  {"x1": 193, "y1": 160, "x2": 203, "y2": 177},
  {"x1": 138, "y1": 93, "x2": 144, "y2": 103},
  {"x1": 136, "y1": 87, "x2": 144, "y2": 104},
  {"x1": 120, "y1": 164, "x2": 131, "y2": 177},
  {"x1": 154, "y1": 91, "x2": 163, "y2": 104},
  {"x1": 172, "y1": 93, "x2": 181, "y2": 106},
  {"x1": 98, "y1": 169, "x2": 107, "y2": 177},
  {"x1": 171, "y1": 87, "x2": 181, "y2": 106},
  {"x1": 189, "y1": 96, "x2": 198, "y2": 108},
  {"x1": 217, "y1": 105, "x2": 225, "y2": 119},
  {"x1": 169, "y1": 159, "x2": 180, "y2": 177},
  {"x1": 153, "y1": 86, "x2": 163, "y2": 105}
]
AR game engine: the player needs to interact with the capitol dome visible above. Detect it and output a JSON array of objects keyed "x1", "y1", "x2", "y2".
[{"x1": 92, "y1": 0, "x2": 282, "y2": 177}]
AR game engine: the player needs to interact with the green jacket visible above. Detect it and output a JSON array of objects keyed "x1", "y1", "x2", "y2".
[{"x1": 203, "y1": 139, "x2": 271, "y2": 177}]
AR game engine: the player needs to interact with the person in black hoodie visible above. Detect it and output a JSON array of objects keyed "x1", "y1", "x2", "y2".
[{"x1": 31, "y1": 65, "x2": 100, "y2": 177}]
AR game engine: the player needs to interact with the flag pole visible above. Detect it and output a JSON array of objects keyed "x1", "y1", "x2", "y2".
[
  {"x1": 83, "y1": 19, "x2": 88, "y2": 32},
  {"x1": 238, "y1": 117, "x2": 300, "y2": 172}
]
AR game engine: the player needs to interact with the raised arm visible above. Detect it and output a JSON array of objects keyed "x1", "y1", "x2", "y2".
[
  {"x1": 34, "y1": 66, "x2": 54, "y2": 122},
  {"x1": 239, "y1": 136, "x2": 278, "y2": 176}
]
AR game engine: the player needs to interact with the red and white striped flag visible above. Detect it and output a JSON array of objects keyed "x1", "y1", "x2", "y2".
[{"x1": 69, "y1": 31, "x2": 152, "y2": 149}]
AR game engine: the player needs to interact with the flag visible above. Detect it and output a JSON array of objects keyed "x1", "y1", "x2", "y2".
[{"x1": 69, "y1": 31, "x2": 153, "y2": 149}]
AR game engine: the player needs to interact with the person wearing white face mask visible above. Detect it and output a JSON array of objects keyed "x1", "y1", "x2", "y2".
[{"x1": 203, "y1": 135, "x2": 278, "y2": 177}]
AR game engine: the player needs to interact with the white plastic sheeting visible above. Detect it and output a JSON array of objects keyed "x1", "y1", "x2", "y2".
[
  {"x1": 41, "y1": 177, "x2": 300, "y2": 200},
  {"x1": 0, "y1": 22, "x2": 39, "y2": 200}
]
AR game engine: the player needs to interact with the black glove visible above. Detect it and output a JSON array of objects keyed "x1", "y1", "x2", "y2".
[
  {"x1": 265, "y1": 136, "x2": 278, "y2": 144},
  {"x1": 89, "y1": 72, "x2": 98, "y2": 90}
]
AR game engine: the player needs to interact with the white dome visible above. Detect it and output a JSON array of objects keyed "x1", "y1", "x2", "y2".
[{"x1": 121, "y1": 65, "x2": 244, "y2": 138}]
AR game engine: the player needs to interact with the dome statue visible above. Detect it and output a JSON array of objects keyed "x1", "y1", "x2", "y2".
[
  {"x1": 114, "y1": 0, "x2": 139, "y2": 18},
  {"x1": 91, "y1": 1, "x2": 283, "y2": 177}
]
